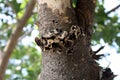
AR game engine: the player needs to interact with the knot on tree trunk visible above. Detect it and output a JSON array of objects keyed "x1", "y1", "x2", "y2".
[{"x1": 35, "y1": 25, "x2": 85, "y2": 53}]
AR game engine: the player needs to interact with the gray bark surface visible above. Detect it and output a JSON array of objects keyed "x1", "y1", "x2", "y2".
[{"x1": 37, "y1": 0, "x2": 99, "y2": 80}]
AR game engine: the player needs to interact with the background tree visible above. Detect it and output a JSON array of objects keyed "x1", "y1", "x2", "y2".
[
  {"x1": 0, "y1": 0, "x2": 120, "y2": 80},
  {"x1": 0, "y1": 0, "x2": 38, "y2": 80}
]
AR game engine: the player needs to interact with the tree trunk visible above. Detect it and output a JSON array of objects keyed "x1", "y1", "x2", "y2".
[{"x1": 36, "y1": 0, "x2": 99, "y2": 80}]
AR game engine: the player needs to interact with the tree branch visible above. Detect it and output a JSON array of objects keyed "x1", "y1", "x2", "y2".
[
  {"x1": 106, "y1": 4, "x2": 120, "y2": 14},
  {"x1": 0, "y1": 0, "x2": 36, "y2": 80}
]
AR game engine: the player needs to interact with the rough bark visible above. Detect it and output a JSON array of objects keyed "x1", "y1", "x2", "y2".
[
  {"x1": 37, "y1": 0, "x2": 99, "y2": 80},
  {"x1": 0, "y1": 0, "x2": 36, "y2": 80}
]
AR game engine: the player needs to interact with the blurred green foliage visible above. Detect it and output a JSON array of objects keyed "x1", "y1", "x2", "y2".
[
  {"x1": 6, "y1": 45, "x2": 42, "y2": 80},
  {"x1": 93, "y1": 0, "x2": 120, "y2": 49},
  {"x1": 72, "y1": 0, "x2": 77, "y2": 8},
  {"x1": 0, "y1": 0, "x2": 40, "y2": 79},
  {"x1": 0, "y1": 0, "x2": 120, "y2": 79}
]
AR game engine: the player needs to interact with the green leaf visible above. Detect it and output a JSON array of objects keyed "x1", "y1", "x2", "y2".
[
  {"x1": 72, "y1": 0, "x2": 77, "y2": 8},
  {"x1": 116, "y1": 37, "x2": 120, "y2": 46}
]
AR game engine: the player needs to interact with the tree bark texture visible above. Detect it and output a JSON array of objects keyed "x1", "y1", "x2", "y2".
[{"x1": 37, "y1": 0, "x2": 99, "y2": 80}]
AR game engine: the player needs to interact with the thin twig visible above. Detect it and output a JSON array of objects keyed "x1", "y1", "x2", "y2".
[
  {"x1": 107, "y1": 4, "x2": 120, "y2": 14},
  {"x1": 18, "y1": 29, "x2": 33, "y2": 42}
]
